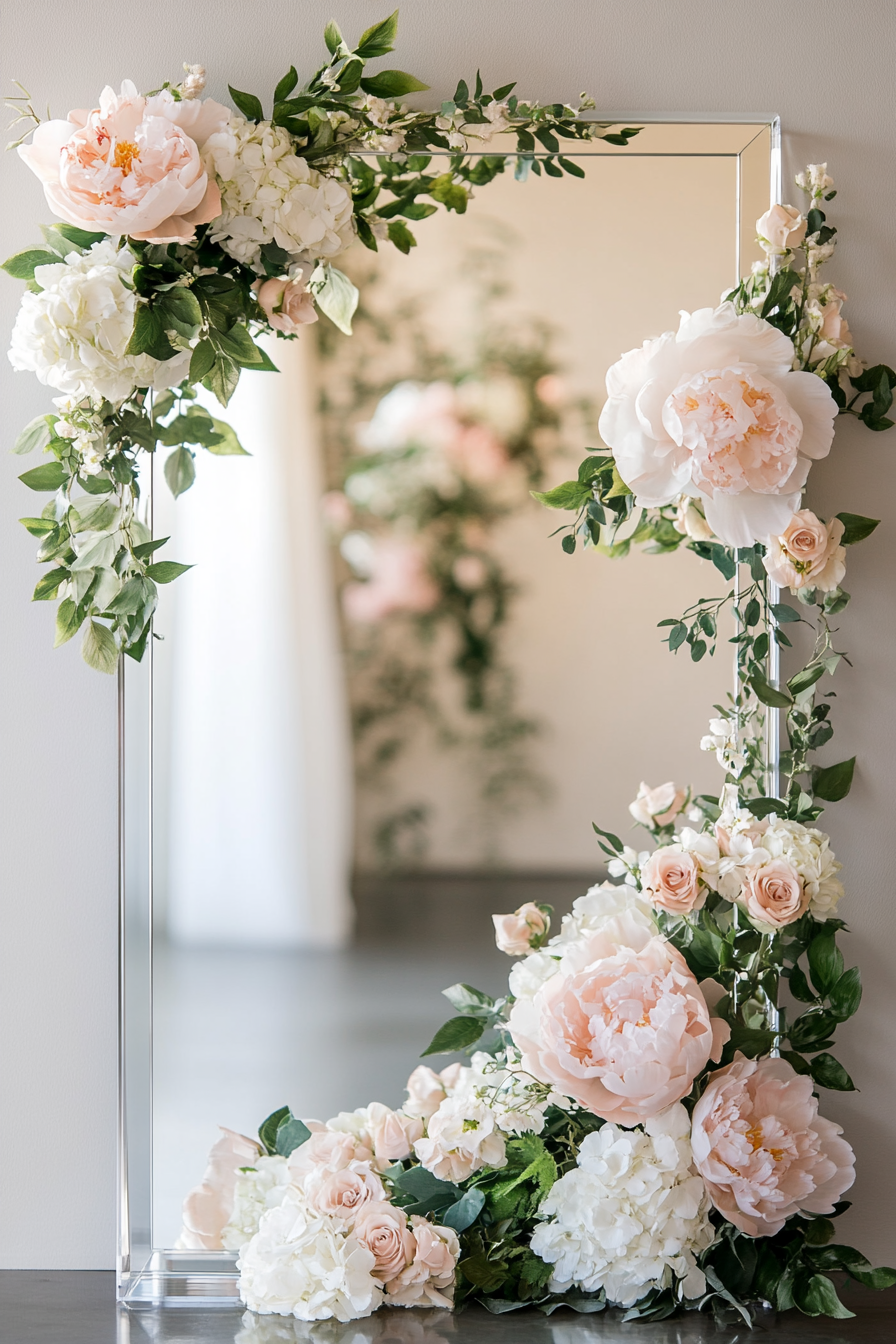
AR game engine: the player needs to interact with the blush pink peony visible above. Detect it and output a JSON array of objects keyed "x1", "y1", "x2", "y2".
[
  {"x1": 691, "y1": 1054, "x2": 855, "y2": 1236},
  {"x1": 507, "y1": 922, "x2": 729, "y2": 1125},
  {"x1": 599, "y1": 303, "x2": 838, "y2": 547},
  {"x1": 19, "y1": 80, "x2": 229, "y2": 243},
  {"x1": 287, "y1": 1128, "x2": 373, "y2": 1184},
  {"x1": 178, "y1": 1126, "x2": 263, "y2": 1250},
  {"x1": 629, "y1": 780, "x2": 688, "y2": 829}
]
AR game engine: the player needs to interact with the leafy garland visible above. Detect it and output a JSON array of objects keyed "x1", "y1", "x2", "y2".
[{"x1": 3, "y1": 9, "x2": 637, "y2": 673}]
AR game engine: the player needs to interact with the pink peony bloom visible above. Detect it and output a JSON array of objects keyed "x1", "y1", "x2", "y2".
[
  {"x1": 19, "y1": 80, "x2": 229, "y2": 243},
  {"x1": 508, "y1": 923, "x2": 729, "y2": 1125},
  {"x1": 492, "y1": 902, "x2": 548, "y2": 956},
  {"x1": 342, "y1": 538, "x2": 439, "y2": 624},
  {"x1": 254, "y1": 276, "x2": 318, "y2": 334},
  {"x1": 764, "y1": 509, "x2": 846, "y2": 594},
  {"x1": 384, "y1": 1216, "x2": 460, "y2": 1309},
  {"x1": 691, "y1": 1054, "x2": 855, "y2": 1236},
  {"x1": 640, "y1": 846, "x2": 705, "y2": 916},
  {"x1": 178, "y1": 1126, "x2": 262, "y2": 1250}
]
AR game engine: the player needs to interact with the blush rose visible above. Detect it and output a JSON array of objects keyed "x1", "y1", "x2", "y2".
[
  {"x1": 741, "y1": 857, "x2": 809, "y2": 928},
  {"x1": 640, "y1": 846, "x2": 705, "y2": 915},
  {"x1": 492, "y1": 902, "x2": 548, "y2": 955},
  {"x1": 254, "y1": 276, "x2": 318, "y2": 334},
  {"x1": 764, "y1": 509, "x2": 846, "y2": 593}
]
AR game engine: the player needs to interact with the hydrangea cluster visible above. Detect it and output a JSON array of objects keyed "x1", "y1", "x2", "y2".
[
  {"x1": 530, "y1": 1104, "x2": 714, "y2": 1307},
  {"x1": 205, "y1": 116, "x2": 356, "y2": 271},
  {"x1": 8, "y1": 240, "x2": 190, "y2": 403}
]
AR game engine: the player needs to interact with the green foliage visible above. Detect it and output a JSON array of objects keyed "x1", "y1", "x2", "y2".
[{"x1": 421, "y1": 1016, "x2": 485, "y2": 1056}]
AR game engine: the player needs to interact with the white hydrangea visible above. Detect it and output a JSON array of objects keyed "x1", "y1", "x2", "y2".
[
  {"x1": 206, "y1": 117, "x2": 355, "y2": 271},
  {"x1": 238, "y1": 1197, "x2": 380, "y2": 1322},
  {"x1": 530, "y1": 1104, "x2": 714, "y2": 1308},
  {"x1": 222, "y1": 1155, "x2": 291, "y2": 1251},
  {"x1": 8, "y1": 241, "x2": 190, "y2": 404}
]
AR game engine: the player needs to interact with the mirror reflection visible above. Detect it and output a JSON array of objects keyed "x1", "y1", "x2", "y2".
[{"x1": 148, "y1": 128, "x2": 771, "y2": 1246}]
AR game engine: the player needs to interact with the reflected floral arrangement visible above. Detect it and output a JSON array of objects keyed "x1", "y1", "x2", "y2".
[{"x1": 177, "y1": 168, "x2": 895, "y2": 1327}]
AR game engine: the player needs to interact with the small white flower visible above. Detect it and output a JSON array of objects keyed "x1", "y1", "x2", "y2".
[
  {"x1": 222, "y1": 1156, "x2": 291, "y2": 1252},
  {"x1": 413, "y1": 1096, "x2": 507, "y2": 1182},
  {"x1": 180, "y1": 63, "x2": 207, "y2": 99},
  {"x1": 530, "y1": 1104, "x2": 714, "y2": 1308}
]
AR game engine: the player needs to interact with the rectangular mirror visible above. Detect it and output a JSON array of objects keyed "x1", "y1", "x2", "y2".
[{"x1": 119, "y1": 119, "x2": 778, "y2": 1304}]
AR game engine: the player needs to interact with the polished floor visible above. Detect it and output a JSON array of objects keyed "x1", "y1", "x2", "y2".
[{"x1": 1, "y1": 1273, "x2": 894, "y2": 1344}]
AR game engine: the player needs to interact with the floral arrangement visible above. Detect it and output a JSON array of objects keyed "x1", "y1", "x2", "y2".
[
  {"x1": 2, "y1": 9, "x2": 637, "y2": 672},
  {"x1": 318, "y1": 263, "x2": 583, "y2": 862},
  {"x1": 176, "y1": 167, "x2": 895, "y2": 1327}
]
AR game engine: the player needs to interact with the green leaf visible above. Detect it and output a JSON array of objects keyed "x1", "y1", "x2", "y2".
[
  {"x1": 189, "y1": 338, "x2": 216, "y2": 383},
  {"x1": 228, "y1": 85, "x2": 264, "y2": 121},
  {"x1": 275, "y1": 1114, "x2": 312, "y2": 1157},
  {"x1": 442, "y1": 983, "x2": 497, "y2": 1018},
  {"x1": 561, "y1": 533, "x2": 576, "y2": 554},
  {"x1": 829, "y1": 966, "x2": 862, "y2": 1020},
  {"x1": 813, "y1": 756, "x2": 856, "y2": 802},
  {"x1": 19, "y1": 461, "x2": 67, "y2": 492},
  {"x1": 788, "y1": 663, "x2": 826, "y2": 697},
  {"x1": 441, "y1": 1187, "x2": 485, "y2": 1232},
  {"x1": 54, "y1": 598, "x2": 83, "y2": 647},
  {"x1": 164, "y1": 447, "x2": 196, "y2": 499},
  {"x1": 33, "y1": 568, "x2": 69, "y2": 601},
  {"x1": 127, "y1": 304, "x2": 176, "y2": 360},
  {"x1": 770, "y1": 601, "x2": 802, "y2": 624},
  {"x1": 258, "y1": 1106, "x2": 290, "y2": 1155},
  {"x1": 710, "y1": 544, "x2": 737, "y2": 580},
  {"x1": 836, "y1": 512, "x2": 879, "y2": 546},
  {"x1": 145, "y1": 561, "x2": 192, "y2": 584},
  {"x1": 749, "y1": 672, "x2": 793, "y2": 709},
  {"x1": 1, "y1": 247, "x2": 60, "y2": 279},
  {"x1": 591, "y1": 822, "x2": 623, "y2": 852},
  {"x1": 728, "y1": 1025, "x2": 775, "y2": 1058},
  {"x1": 273, "y1": 67, "x2": 299, "y2": 102},
  {"x1": 205, "y1": 417, "x2": 249, "y2": 456},
  {"x1": 81, "y1": 619, "x2": 119, "y2": 674},
  {"x1": 40, "y1": 224, "x2": 82, "y2": 258},
  {"x1": 133, "y1": 536, "x2": 170, "y2": 560},
  {"x1": 70, "y1": 496, "x2": 120, "y2": 532},
  {"x1": 421, "y1": 1016, "x2": 485, "y2": 1056},
  {"x1": 20, "y1": 516, "x2": 57, "y2": 537},
  {"x1": 388, "y1": 1164, "x2": 461, "y2": 1215},
  {"x1": 310, "y1": 265, "x2": 359, "y2": 335},
  {"x1": 12, "y1": 414, "x2": 54, "y2": 455},
  {"x1": 355, "y1": 9, "x2": 399, "y2": 59},
  {"x1": 531, "y1": 481, "x2": 591, "y2": 510},
  {"x1": 323, "y1": 19, "x2": 344, "y2": 53},
  {"x1": 787, "y1": 963, "x2": 816, "y2": 1003},
  {"x1": 386, "y1": 220, "x2": 417, "y2": 254},
  {"x1": 203, "y1": 354, "x2": 241, "y2": 408},
  {"x1": 359, "y1": 69, "x2": 430, "y2": 97},
  {"x1": 430, "y1": 172, "x2": 468, "y2": 213},
  {"x1": 810, "y1": 1053, "x2": 856, "y2": 1091},
  {"x1": 214, "y1": 322, "x2": 266, "y2": 367},
  {"x1": 789, "y1": 1008, "x2": 838, "y2": 1050},
  {"x1": 54, "y1": 224, "x2": 107, "y2": 249},
  {"x1": 103, "y1": 577, "x2": 149, "y2": 616},
  {"x1": 793, "y1": 1273, "x2": 854, "y2": 1318},
  {"x1": 808, "y1": 928, "x2": 844, "y2": 997},
  {"x1": 158, "y1": 286, "x2": 202, "y2": 338}
]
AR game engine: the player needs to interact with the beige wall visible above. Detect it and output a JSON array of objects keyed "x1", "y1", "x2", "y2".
[{"x1": 1, "y1": 0, "x2": 894, "y2": 1268}]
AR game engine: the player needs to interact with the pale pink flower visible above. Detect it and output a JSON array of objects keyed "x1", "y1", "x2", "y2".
[
  {"x1": 691, "y1": 1054, "x2": 855, "y2": 1236},
  {"x1": 403, "y1": 1066, "x2": 448, "y2": 1121},
  {"x1": 414, "y1": 1097, "x2": 507, "y2": 1182},
  {"x1": 352, "y1": 1201, "x2": 415, "y2": 1282},
  {"x1": 741, "y1": 857, "x2": 809, "y2": 928},
  {"x1": 384, "y1": 1217, "x2": 460, "y2": 1309},
  {"x1": 320, "y1": 490, "x2": 353, "y2": 531},
  {"x1": 445, "y1": 423, "x2": 508, "y2": 483},
  {"x1": 302, "y1": 1160, "x2": 385, "y2": 1219},
  {"x1": 640, "y1": 846, "x2": 705, "y2": 916},
  {"x1": 756, "y1": 203, "x2": 807, "y2": 255},
  {"x1": 534, "y1": 373, "x2": 566, "y2": 407},
  {"x1": 254, "y1": 276, "x2": 318, "y2": 334},
  {"x1": 177, "y1": 1126, "x2": 262, "y2": 1251},
  {"x1": 19, "y1": 81, "x2": 229, "y2": 243},
  {"x1": 599, "y1": 303, "x2": 838, "y2": 547},
  {"x1": 365, "y1": 1103, "x2": 424, "y2": 1163},
  {"x1": 287, "y1": 1128, "x2": 373, "y2": 1184},
  {"x1": 452, "y1": 554, "x2": 488, "y2": 591},
  {"x1": 342, "y1": 538, "x2": 439, "y2": 623},
  {"x1": 508, "y1": 924, "x2": 729, "y2": 1125},
  {"x1": 764, "y1": 509, "x2": 846, "y2": 593},
  {"x1": 629, "y1": 781, "x2": 688, "y2": 829},
  {"x1": 492, "y1": 902, "x2": 548, "y2": 956}
]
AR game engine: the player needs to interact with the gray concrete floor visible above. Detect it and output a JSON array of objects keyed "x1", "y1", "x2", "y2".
[{"x1": 1, "y1": 1272, "x2": 894, "y2": 1343}]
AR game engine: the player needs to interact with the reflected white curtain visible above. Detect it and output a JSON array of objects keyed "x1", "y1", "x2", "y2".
[{"x1": 163, "y1": 336, "x2": 353, "y2": 947}]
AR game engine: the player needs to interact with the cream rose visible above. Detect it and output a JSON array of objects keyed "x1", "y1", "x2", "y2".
[
  {"x1": 757, "y1": 203, "x2": 807, "y2": 255},
  {"x1": 287, "y1": 1128, "x2": 373, "y2": 1185},
  {"x1": 403, "y1": 1066, "x2": 448, "y2": 1121},
  {"x1": 691, "y1": 1054, "x2": 855, "y2": 1236},
  {"x1": 508, "y1": 922, "x2": 729, "y2": 1125},
  {"x1": 384, "y1": 1217, "x2": 460, "y2": 1309},
  {"x1": 492, "y1": 902, "x2": 548, "y2": 956},
  {"x1": 352, "y1": 1202, "x2": 415, "y2": 1282},
  {"x1": 673, "y1": 495, "x2": 714, "y2": 541},
  {"x1": 764, "y1": 509, "x2": 846, "y2": 593},
  {"x1": 640, "y1": 846, "x2": 704, "y2": 916},
  {"x1": 365, "y1": 1103, "x2": 423, "y2": 1163},
  {"x1": 629, "y1": 781, "x2": 688, "y2": 830},
  {"x1": 302, "y1": 1161, "x2": 385, "y2": 1220},
  {"x1": 741, "y1": 857, "x2": 809, "y2": 928},
  {"x1": 254, "y1": 276, "x2": 318, "y2": 334},
  {"x1": 19, "y1": 81, "x2": 229, "y2": 243},
  {"x1": 599, "y1": 303, "x2": 838, "y2": 547}
]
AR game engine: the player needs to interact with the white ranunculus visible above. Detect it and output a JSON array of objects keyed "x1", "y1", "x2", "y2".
[
  {"x1": 598, "y1": 302, "x2": 838, "y2": 547},
  {"x1": 206, "y1": 117, "x2": 355, "y2": 271},
  {"x1": 8, "y1": 240, "x2": 190, "y2": 404},
  {"x1": 530, "y1": 1104, "x2": 714, "y2": 1308},
  {"x1": 238, "y1": 1197, "x2": 380, "y2": 1322},
  {"x1": 222, "y1": 1156, "x2": 291, "y2": 1252}
]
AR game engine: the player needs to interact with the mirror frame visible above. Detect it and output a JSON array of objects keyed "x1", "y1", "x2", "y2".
[{"x1": 117, "y1": 116, "x2": 781, "y2": 1309}]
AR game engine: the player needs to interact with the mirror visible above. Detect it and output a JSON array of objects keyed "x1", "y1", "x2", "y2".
[{"x1": 119, "y1": 121, "x2": 776, "y2": 1291}]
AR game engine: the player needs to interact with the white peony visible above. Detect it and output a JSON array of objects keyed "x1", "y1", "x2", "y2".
[
  {"x1": 222, "y1": 1156, "x2": 292, "y2": 1251},
  {"x1": 551, "y1": 881, "x2": 657, "y2": 949},
  {"x1": 8, "y1": 240, "x2": 190, "y2": 403},
  {"x1": 530, "y1": 1104, "x2": 714, "y2": 1307},
  {"x1": 238, "y1": 1197, "x2": 381, "y2": 1322},
  {"x1": 206, "y1": 117, "x2": 355, "y2": 271},
  {"x1": 598, "y1": 302, "x2": 838, "y2": 547},
  {"x1": 413, "y1": 1096, "x2": 507, "y2": 1182}
]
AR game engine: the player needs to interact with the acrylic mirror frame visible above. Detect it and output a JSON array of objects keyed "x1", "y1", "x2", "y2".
[{"x1": 117, "y1": 117, "x2": 780, "y2": 1308}]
